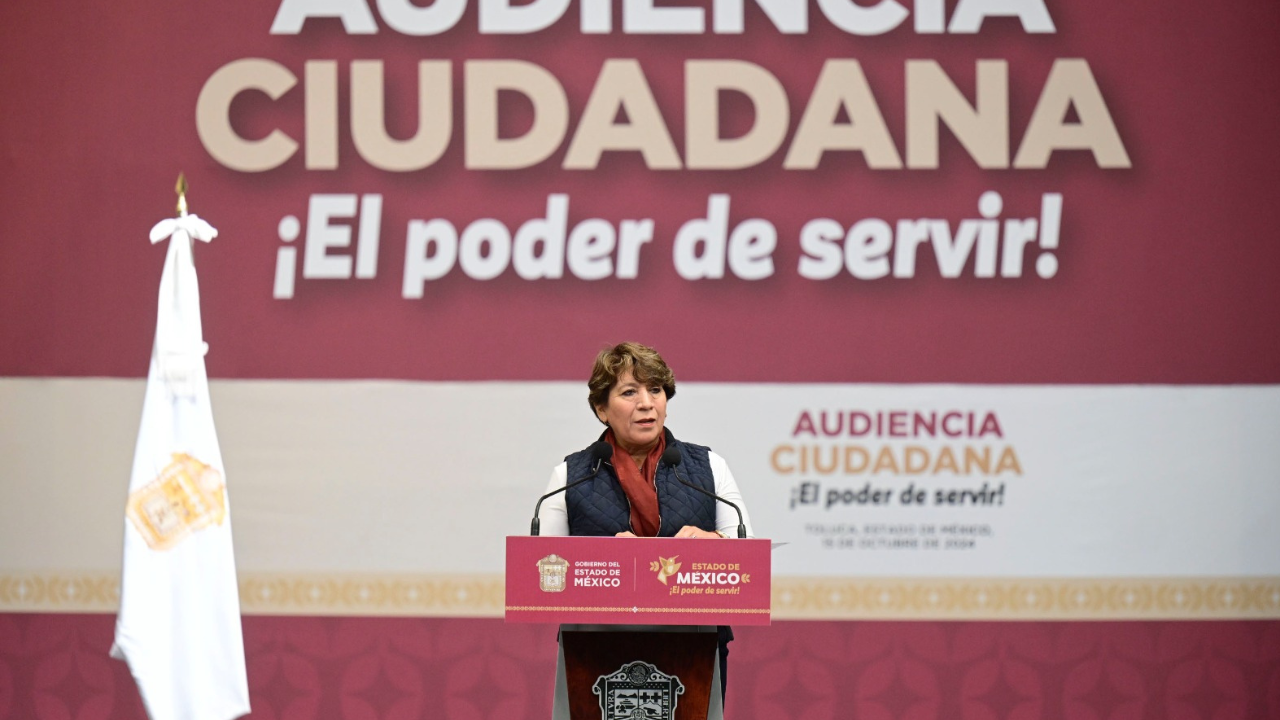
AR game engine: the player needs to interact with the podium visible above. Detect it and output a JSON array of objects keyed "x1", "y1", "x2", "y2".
[{"x1": 506, "y1": 536, "x2": 770, "y2": 720}]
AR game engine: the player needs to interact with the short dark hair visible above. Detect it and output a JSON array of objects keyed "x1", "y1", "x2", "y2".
[{"x1": 588, "y1": 342, "x2": 677, "y2": 420}]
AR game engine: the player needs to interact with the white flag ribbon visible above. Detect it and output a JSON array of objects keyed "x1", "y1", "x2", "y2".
[{"x1": 111, "y1": 213, "x2": 250, "y2": 720}]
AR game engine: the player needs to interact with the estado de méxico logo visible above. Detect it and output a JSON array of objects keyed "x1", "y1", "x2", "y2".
[
  {"x1": 650, "y1": 556, "x2": 681, "y2": 585},
  {"x1": 653, "y1": 556, "x2": 750, "y2": 597}
]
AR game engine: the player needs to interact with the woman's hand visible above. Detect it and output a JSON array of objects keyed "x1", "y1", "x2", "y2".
[
  {"x1": 615, "y1": 531, "x2": 637, "y2": 538},
  {"x1": 674, "y1": 526, "x2": 721, "y2": 539}
]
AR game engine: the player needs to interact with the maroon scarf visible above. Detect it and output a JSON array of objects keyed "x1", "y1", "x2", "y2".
[{"x1": 605, "y1": 429, "x2": 666, "y2": 537}]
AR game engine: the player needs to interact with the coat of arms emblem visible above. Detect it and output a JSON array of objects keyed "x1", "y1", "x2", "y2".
[
  {"x1": 537, "y1": 554, "x2": 569, "y2": 592},
  {"x1": 593, "y1": 661, "x2": 684, "y2": 720},
  {"x1": 125, "y1": 452, "x2": 226, "y2": 551}
]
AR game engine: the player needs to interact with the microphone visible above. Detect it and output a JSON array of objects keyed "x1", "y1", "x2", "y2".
[
  {"x1": 530, "y1": 441, "x2": 612, "y2": 536},
  {"x1": 661, "y1": 446, "x2": 748, "y2": 538}
]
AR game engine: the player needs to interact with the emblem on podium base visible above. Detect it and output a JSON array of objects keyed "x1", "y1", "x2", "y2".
[{"x1": 593, "y1": 661, "x2": 684, "y2": 720}]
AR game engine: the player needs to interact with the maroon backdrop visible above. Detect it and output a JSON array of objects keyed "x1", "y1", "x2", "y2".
[
  {"x1": 4, "y1": 1, "x2": 1280, "y2": 718},
  {"x1": 2, "y1": 0, "x2": 1279, "y2": 385},
  {"x1": 3, "y1": 615, "x2": 1278, "y2": 719}
]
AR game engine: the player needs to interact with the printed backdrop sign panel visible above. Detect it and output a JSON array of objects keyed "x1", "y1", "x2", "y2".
[
  {"x1": 683, "y1": 384, "x2": 1280, "y2": 578},
  {"x1": 2, "y1": 378, "x2": 1278, "y2": 621},
  {"x1": 2, "y1": 0, "x2": 1280, "y2": 623},
  {"x1": 505, "y1": 536, "x2": 772, "y2": 625},
  {"x1": 0, "y1": 0, "x2": 1278, "y2": 387}
]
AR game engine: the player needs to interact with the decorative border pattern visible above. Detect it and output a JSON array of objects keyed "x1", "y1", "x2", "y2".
[
  {"x1": 506, "y1": 605, "x2": 771, "y2": 614},
  {"x1": 772, "y1": 577, "x2": 1280, "y2": 619},
  {"x1": 0, "y1": 573, "x2": 505, "y2": 617},
  {"x1": 237, "y1": 573, "x2": 506, "y2": 616},
  {"x1": 3, "y1": 573, "x2": 1279, "y2": 619},
  {"x1": 0, "y1": 574, "x2": 120, "y2": 612}
]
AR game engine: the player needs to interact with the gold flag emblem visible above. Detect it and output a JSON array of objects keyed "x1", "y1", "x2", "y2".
[{"x1": 125, "y1": 453, "x2": 227, "y2": 551}]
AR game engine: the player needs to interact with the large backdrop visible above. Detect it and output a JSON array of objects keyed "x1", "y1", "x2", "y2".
[{"x1": 2, "y1": 0, "x2": 1279, "y2": 717}]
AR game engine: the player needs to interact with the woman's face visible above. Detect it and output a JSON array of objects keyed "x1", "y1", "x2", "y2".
[{"x1": 596, "y1": 370, "x2": 667, "y2": 453}]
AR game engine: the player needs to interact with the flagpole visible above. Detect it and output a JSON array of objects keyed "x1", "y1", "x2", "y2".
[{"x1": 175, "y1": 173, "x2": 188, "y2": 217}]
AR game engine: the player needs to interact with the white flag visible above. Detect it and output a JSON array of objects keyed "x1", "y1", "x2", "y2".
[{"x1": 110, "y1": 212, "x2": 251, "y2": 720}]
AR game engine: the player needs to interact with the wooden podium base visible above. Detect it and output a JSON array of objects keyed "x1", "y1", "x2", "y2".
[{"x1": 552, "y1": 625, "x2": 723, "y2": 720}]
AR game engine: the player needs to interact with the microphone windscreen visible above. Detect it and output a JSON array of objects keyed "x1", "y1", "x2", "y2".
[
  {"x1": 661, "y1": 446, "x2": 683, "y2": 467},
  {"x1": 589, "y1": 440, "x2": 613, "y2": 461}
]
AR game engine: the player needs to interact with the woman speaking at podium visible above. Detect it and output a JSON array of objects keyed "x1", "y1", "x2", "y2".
[{"x1": 538, "y1": 341, "x2": 755, "y2": 702}]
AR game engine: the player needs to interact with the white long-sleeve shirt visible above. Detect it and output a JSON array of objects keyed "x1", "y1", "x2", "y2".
[{"x1": 537, "y1": 451, "x2": 755, "y2": 538}]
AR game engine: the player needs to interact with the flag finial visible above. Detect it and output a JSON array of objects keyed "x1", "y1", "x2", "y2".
[{"x1": 175, "y1": 173, "x2": 189, "y2": 217}]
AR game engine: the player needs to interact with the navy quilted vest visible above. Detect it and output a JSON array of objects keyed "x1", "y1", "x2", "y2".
[{"x1": 564, "y1": 430, "x2": 718, "y2": 537}]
